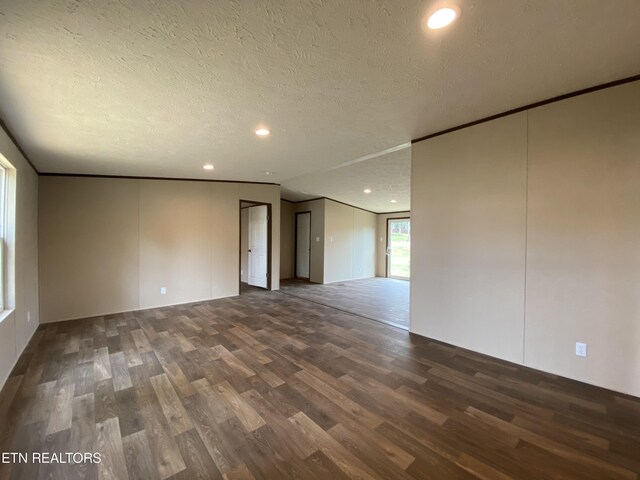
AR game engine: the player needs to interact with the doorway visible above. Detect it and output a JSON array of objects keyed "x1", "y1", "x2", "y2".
[
  {"x1": 295, "y1": 211, "x2": 311, "y2": 279},
  {"x1": 239, "y1": 200, "x2": 271, "y2": 292},
  {"x1": 386, "y1": 218, "x2": 410, "y2": 279}
]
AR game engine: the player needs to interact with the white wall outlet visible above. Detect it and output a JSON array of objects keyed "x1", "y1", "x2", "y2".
[
  {"x1": 160, "y1": 287, "x2": 167, "y2": 295},
  {"x1": 315, "y1": 236, "x2": 320, "y2": 242},
  {"x1": 27, "y1": 311, "x2": 31, "y2": 323},
  {"x1": 575, "y1": 342, "x2": 587, "y2": 357}
]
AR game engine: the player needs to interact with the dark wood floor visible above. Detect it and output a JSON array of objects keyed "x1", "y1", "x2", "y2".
[
  {"x1": 280, "y1": 277, "x2": 409, "y2": 329},
  {"x1": 1, "y1": 288, "x2": 639, "y2": 480}
]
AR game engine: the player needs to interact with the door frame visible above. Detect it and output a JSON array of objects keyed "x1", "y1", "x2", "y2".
[
  {"x1": 294, "y1": 211, "x2": 312, "y2": 280},
  {"x1": 385, "y1": 216, "x2": 410, "y2": 280},
  {"x1": 239, "y1": 200, "x2": 272, "y2": 292}
]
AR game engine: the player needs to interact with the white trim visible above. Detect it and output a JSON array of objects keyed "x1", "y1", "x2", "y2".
[{"x1": 0, "y1": 308, "x2": 14, "y2": 325}]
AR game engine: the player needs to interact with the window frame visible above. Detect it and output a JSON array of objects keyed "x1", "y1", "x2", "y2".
[
  {"x1": 0, "y1": 165, "x2": 5, "y2": 311},
  {"x1": 0, "y1": 154, "x2": 16, "y2": 315}
]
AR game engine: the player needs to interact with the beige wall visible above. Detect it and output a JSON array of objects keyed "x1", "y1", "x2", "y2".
[
  {"x1": 524, "y1": 82, "x2": 640, "y2": 397},
  {"x1": 412, "y1": 113, "x2": 528, "y2": 364},
  {"x1": 39, "y1": 176, "x2": 280, "y2": 322},
  {"x1": 0, "y1": 126, "x2": 39, "y2": 389},
  {"x1": 376, "y1": 211, "x2": 410, "y2": 277},
  {"x1": 39, "y1": 178, "x2": 140, "y2": 321},
  {"x1": 324, "y1": 199, "x2": 376, "y2": 284},
  {"x1": 411, "y1": 81, "x2": 640, "y2": 396},
  {"x1": 353, "y1": 208, "x2": 377, "y2": 279},
  {"x1": 138, "y1": 180, "x2": 215, "y2": 309},
  {"x1": 279, "y1": 200, "x2": 295, "y2": 279},
  {"x1": 324, "y1": 200, "x2": 354, "y2": 283}
]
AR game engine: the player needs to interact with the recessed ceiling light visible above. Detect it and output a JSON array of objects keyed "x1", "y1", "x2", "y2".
[
  {"x1": 363, "y1": 188, "x2": 372, "y2": 194},
  {"x1": 390, "y1": 199, "x2": 397, "y2": 203},
  {"x1": 264, "y1": 171, "x2": 278, "y2": 175},
  {"x1": 427, "y1": 7, "x2": 459, "y2": 29},
  {"x1": 203, "y1": 164, "x2": 214, "y2": 170},
  {"x1": 255, "y1": 128, "x2": 270, "y2": 136}
]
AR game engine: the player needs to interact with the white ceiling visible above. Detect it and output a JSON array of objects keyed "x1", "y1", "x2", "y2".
[{"x1": 1, "y1": 0, "x2": 639, "y2": 211}]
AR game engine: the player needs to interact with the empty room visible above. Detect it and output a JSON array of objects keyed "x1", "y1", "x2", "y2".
[{"x1": 0, "y1": 1, "x2": 639, "y2": 480}]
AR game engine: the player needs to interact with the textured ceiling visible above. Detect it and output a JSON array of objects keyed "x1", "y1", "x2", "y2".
[
  {"x1": 1, "y1": 0, "x2": 639, "y2": 210},
  {"x1": 282, "y1": 146, "x2": 411, "y2": 213}
]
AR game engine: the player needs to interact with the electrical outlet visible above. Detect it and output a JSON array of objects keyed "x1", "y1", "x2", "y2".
[
  {"x1": 160, "y1": 287, "x2": 167, "y2": 295},
  {"x1": 315, "y1": 236, "x2": 320, "y2": 242},
  {"x1": 27, "y1": 311, "x2": 31, "y2": 323},
  {"x1": 575, "y1": 342, "x2": 587, "y2": 357}
]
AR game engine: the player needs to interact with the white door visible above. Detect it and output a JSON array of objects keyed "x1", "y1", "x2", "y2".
[
  {"x1": 296, "y1": 212, "x2": 311, "y2": 278},
  {"x1": 248, "y1": 205, "x2": 268, "y2": 288}
]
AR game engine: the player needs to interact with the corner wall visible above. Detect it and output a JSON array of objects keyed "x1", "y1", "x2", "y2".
[
  {"x1": 411, "y1": 80, "x2": 640, "y2": 396},
  {"x1": 39, "y1": 176, "x2": 280, "y2": 323},
  {"x1": 0, "y1": 126, "x2": 39, "y2": 389}
]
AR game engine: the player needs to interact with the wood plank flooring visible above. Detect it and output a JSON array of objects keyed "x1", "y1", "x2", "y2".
[
  {"x1": 1, "y1": 288, "x2": 639, "y2": 480},
  {"x1": 280, "y1": 277, "x2": 409, "y2": 329}
]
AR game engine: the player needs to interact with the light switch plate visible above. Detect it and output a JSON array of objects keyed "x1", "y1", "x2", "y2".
[{"x1": 160, "y1": 287, "x2": 167, "y2": 295}]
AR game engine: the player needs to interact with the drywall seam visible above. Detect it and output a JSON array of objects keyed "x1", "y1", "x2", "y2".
[{"x1": 136, "y1": 179, "x2": 142, "y2": 313}]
